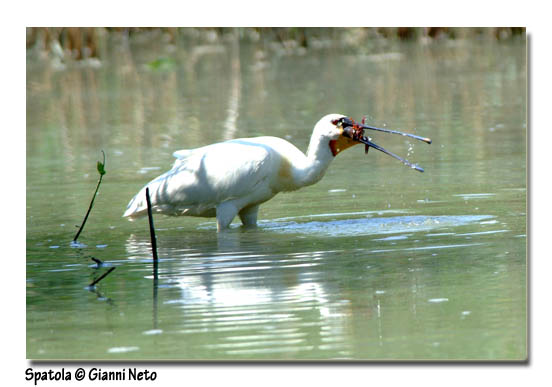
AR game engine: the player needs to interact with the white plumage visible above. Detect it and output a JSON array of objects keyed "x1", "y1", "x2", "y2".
[{"x1": 123, "y1": 113, "x2": 429, "y2": 231}]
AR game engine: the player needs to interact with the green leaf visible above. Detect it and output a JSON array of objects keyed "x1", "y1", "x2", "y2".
[{"x1": 97, "y1": 161, "x2": 106, "y2": 176}]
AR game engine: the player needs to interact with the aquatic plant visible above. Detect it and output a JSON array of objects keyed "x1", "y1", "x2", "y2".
[{"x1": 73, "y1": 150, "x2": 106, "y2": 243}]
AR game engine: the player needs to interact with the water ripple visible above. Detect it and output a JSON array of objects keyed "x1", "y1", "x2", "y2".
[{"x1": 262, "y1": 214, "x2": 494, "y2": 237}]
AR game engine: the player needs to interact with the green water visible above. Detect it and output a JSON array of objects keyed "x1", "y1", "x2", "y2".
[{"x1": 26, "y1": 34, "x2": 526, "y2": 360}]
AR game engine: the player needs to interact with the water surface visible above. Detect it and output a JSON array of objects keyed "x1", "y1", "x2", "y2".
[{"x1": 27, "y1": 34, "x2": 526, "y2": 360}]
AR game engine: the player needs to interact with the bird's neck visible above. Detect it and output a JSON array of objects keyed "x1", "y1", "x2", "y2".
[{"x1": 294, "y1": 133, "x2": 334, "y2": 187}]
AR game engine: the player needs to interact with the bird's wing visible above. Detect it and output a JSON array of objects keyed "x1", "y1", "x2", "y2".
[
  {"x1": 124, "y1": 140, "x2": 276, "y2": 218},
  {"x1": 172, "y1": 149, "x2": 193, "y2": 159},
  {"x1": 191, "y1": 140, "x2": 275, "y2": 202},
  {"x1": 171, "y1": 149, "x2": 194, "y2": 170}
]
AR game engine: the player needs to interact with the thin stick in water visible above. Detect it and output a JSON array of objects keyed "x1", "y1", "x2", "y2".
[
  {"x1": 145, "y1": 187, "x2": 159, "y2": 262},
  {"x1": 89, "y1": 267, "x2": 116, "y2": 287}
]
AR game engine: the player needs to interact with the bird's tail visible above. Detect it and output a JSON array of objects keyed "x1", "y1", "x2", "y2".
[{"x1": 123, "y1": 185, "x2": 151, "y2": 220}]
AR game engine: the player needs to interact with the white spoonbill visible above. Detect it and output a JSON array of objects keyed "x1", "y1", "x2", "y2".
[{"x1": 123, "y1": 114, "x2": 431, "y2": 231}]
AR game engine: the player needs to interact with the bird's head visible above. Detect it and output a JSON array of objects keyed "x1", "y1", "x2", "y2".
[{"x1": 315, "y1": 113, "x2": 432, "y2": 172}]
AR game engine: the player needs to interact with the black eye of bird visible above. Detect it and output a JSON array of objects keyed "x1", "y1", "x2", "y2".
[{"x1": 341, "y1": 117, "x2": 355, "y2": 127}]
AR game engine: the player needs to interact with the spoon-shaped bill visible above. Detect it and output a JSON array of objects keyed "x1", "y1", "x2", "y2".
[
  {"x1": 360, "y1": 124, "x2": 432, "y2": 144},
  {"x1": 360, "y1": 137, "x2": 425, "y2": 173}
]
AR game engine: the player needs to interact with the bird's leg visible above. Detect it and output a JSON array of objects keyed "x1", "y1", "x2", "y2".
[
  {"x1": 216, "y1": 201, "x2": 240, "y2": 231},
  {"x1": 239, "y1": 205, "x2": 259, "y2": 228}
]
